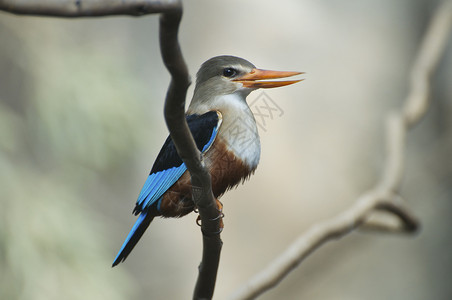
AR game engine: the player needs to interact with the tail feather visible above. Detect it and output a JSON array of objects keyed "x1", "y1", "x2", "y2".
[{"x1": 112, "y1": 210, "x2": 154, "y2": 267}]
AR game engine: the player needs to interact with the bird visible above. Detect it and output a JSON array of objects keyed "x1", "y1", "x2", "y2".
[{"x1": 112, "y1": 55, "x2": 302, "y2": 266}]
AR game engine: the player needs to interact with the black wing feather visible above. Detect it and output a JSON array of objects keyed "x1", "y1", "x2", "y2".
[{"x1": 150, "y1": 111, "x2": 220, "y2": 173}]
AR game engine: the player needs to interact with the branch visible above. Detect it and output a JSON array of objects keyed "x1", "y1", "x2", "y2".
[
  {"x1": 229, "y1": 1, "x2": 452, "y2": 299},
  {"x1": 0, "y1": 1, "x2": 223, "y2": 298},
  {"x1": 159, "y1": 8, "x2": 223, "y2": 300},
  {"x1": 360, "y1": 195, "x2": 419, "y2": 233},
  {"x1": 0, "y1": 0, "x2": 180, "y2": 17}
]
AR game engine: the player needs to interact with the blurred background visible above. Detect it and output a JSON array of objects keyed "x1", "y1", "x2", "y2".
[{"x1": 1, "y1": 0, "x2": 451, "y2": 299}]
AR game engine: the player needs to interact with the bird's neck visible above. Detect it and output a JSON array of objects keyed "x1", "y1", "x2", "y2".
[{"x1": 188, "y1": 92, "x2": 261, "y2": 169}]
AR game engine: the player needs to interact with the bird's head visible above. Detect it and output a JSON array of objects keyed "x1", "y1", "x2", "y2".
[{"x1": 188, "y1": 55, "x2": 303, "y2": 113}]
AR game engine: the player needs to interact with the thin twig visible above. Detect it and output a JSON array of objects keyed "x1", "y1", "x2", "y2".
[{"x1": 229, "y1": 1, "x2": 452, "y2": 299}]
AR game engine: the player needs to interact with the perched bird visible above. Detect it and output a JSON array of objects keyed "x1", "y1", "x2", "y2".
[{"x1": 113, "y1": 55, "x2": 302, "y2": 266}]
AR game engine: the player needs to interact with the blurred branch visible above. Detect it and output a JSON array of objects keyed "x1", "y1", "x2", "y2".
[
  {"x1": 229, "y1": 1, "x2": 452, "y2": 299},
  {"x1": 0, "y1": 0, "x2": 180, "y2": 17},
  {"x1": 0, "y1": 1, "x2": 223, "y2": 299},
  {"x1": 361, "y1": 195, "x2": 419, "y2": 233},
  {"x1": 229, "y1": 191, "x2": 418, "y2": 300},
  {"x1": 403, "y1": 0, "x2": 452, "y2": 128}
]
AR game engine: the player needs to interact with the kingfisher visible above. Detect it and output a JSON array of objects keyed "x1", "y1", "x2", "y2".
[{"x1": 112, "y1": 55, "x2": 302, "y2": 266}]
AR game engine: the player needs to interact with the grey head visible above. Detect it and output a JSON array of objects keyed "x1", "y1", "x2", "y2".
[{"x1": 188, "y1": 55, "x2": 302, "y2": 114}]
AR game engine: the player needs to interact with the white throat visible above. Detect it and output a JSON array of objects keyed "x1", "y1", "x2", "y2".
[
  {"x1": 212, "y1": 93, "x2": 261, "y2": 169},
  {"x1": 189, "y1": 92, "x2": 261, "y2": 169}
]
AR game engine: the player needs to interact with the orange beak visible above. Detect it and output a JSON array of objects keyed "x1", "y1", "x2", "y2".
[{"x1": 233, "y1": 68, "x2": 304, "y2": 88}]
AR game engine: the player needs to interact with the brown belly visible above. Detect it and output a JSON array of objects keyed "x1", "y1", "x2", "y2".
[{"x1": 156, "y1": 139, "x2": 254, "y2": 218}]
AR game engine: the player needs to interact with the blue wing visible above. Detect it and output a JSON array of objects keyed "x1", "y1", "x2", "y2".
[
  {"x1": 135, "y1": 165, "x2": 188, "y2": 212},
  {"x1": 133, "y1": 110, "x2": 222, "y2": 214},
  {"x1": 113, "y1": 111, "x2": 222, "y2": 266}
]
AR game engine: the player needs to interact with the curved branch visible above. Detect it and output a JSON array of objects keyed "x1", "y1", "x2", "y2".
[
  {"x1": 230, "y1": 1, "x2": 452, "y2": 299},
  {"x1": 229, "y1": 191, "x2": 418, "y2": 300},
  {"x1": 159, "y1": 6, "x2": 223, "y2": 300},
  {"x1": 0, "y1": 0, "x2": 180, "y2": 17},
  {"x1": 0, "y1": 1, "x2": 223, "y2": 298}
]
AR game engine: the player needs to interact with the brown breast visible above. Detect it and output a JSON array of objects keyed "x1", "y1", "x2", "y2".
[{"x1": 156, "y1": 138, "x2": 255, "y2": 218}]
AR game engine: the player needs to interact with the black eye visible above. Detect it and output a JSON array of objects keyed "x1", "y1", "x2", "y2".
[{"x1": 223, "y1": 68, "x2": 237, "y2": 78}]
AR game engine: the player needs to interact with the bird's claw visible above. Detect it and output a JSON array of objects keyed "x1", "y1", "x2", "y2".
[{"x1": 195, "y1": 199, "x2": 224, "y2": 231}]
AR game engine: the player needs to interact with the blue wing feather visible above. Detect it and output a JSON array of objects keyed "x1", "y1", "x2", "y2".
[
  {"x1": 137, "y1": 171, "x2": 166, "y2": 206},
  {"x1": 202, "y1": 124, "x2": 219, "y2": 152},
  {"x1": 134, "y1": 111, "x2": 222, "y2": 214},
  {"x1": 113, "y1": 111, "x2": 222, "y2": 267},
  {"x1": 137, "y1": 173, "x2": 158, "y2": 203},
  {"x1": 141, "y1": 165, "x2": 187, "y2": 209}
]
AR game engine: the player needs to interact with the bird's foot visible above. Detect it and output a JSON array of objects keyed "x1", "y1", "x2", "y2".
[{"x1": 195, "y1": 199, "x2": 224, "y2": 233}]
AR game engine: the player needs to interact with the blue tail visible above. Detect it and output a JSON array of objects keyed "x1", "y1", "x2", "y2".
[{"x1": 112, "y1": 210, "x2": 154, "y2": 267}]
